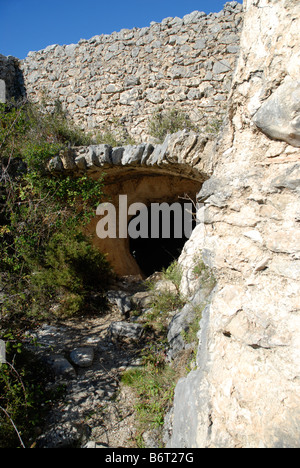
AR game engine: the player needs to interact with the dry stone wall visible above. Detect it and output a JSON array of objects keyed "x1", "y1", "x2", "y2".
[{"x1": 20, "y1": 2, "x2": 243, "y2": 141}]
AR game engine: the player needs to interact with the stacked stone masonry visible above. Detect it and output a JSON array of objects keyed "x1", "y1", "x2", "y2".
[{"x1": 19, "y1": 2, "x2": 243, "y2": 141}]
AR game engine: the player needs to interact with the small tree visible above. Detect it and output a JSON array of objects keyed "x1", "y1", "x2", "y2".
[{"x1": 148, "y1": 108, "x2": 197, "y2": 142}]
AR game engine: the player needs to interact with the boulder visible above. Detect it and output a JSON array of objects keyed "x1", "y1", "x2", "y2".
[
  {"x1": 48, "y1": 156, "x2": 63, "y2": 172},
  {"x1": 253, "y1": 80, "x2": 300, "y2": 147},
  {"x1": 49, "y1": 355, "x2": 76, "y2": 379},
  {"x1": 131, "y1": 291, "x2": 155, "y2": 309},
  {"x1": 70, "y1": 347, "x2": 94, "y2": 368},
  {"x1": 108, "y1": 321, "x2": 144, "y2": 342},
  {"x1": 89, "y1": 144, "x2": 112, "y2": 167},
  {"x1": 107, "y1": 290, "x2": 132, "y2": 316}
]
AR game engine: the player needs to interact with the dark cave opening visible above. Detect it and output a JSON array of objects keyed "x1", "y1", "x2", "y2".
[{"x1": 129, "y1": 201, "x2": 197, "y2": 277}]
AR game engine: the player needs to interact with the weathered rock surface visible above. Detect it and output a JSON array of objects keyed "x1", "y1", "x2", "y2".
[
  {"x1": 19, "y1": 2, "x2": 243, "y2": 141},
  {"x1": 107, "y1": 290, "x2": 132, "y2": 317},
  {"x1": 108, "y1": 321, "x2": 144, "y2": 342},
  {"x1": 70, "y1": 347, "x2": 95, "y2": 368},
  {"x1": 47, "y1": 129, "x2": 213, "y2": 181},
  {"x1": 253, "y1": 80, "x2": 300, "y2": 147},
  {"x1": 0, "y1": 79, "x2": 5, "y2": 103},
  {"x1": 27, "y1": 311, "x2": 144, "y2": 448},
  {"x1": 167, "y1": 0, "x2": 300, "y2": 449},
  {"x1": 0, "y1": 54, "x2": 25, "y2": 102},
  {"x1": 49, "y1": 355, "x2": 77, "y2": 379}
]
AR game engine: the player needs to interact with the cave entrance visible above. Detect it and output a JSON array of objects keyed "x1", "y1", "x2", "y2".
[
  {"x1": 129, "y1": 200, "x2": 197, "y2": 277},
  {"x1": 87, "y1": 173, "x2": 202, "y2": 277}
]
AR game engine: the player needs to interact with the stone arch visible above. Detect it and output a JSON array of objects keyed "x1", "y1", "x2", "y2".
[{"x1": 48, "y1": 130, "x2": 213, "y2": 276}]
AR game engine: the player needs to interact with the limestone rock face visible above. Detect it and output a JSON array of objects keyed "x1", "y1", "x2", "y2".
[
  {"x1": 167, "y1": 0, "x2": 300, "y2": 449},
  {"x1": 253, "y1": 80, "x2": 300, "y2": 147}
]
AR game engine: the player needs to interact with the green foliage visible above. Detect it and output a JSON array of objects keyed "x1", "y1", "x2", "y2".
[
  {"x1": 146, "y1": 290, "x2": 186, "y2": 332},
  {"x1": 26, "y1": 98, "x2": 94, "y2": 147},
  {"x1": 0, "y1": 100, "x2": 93, "y2": 162},
  {"x1": 162, "y1": 260, "x2": 182, "y2": 294},
  {"x1": 146, "y1": 261, "x2": 186, "y2": 330},
  {"x1": 95, "y1": 117, "x2": 136, "y2": 147},
  {"x1": 0, "y1": 339, "x2": 64, "y2": 448},
  {"x1": 0, "y1": 98, "x2": 113, "y2": 447},
  {"x1": 30, "y1": 229, "x2": 111, "y2": 318},
  {"x1": 205, "y1": 117, "x2": 223, "y2": 136},
  {"x1": 0, "y1": 99, "x2": 112, "y2": 326},
  {"x1": 121, "y1": 344, "x2": 176, "y2": 438},
  {"x1": 148, "y1": 108, "x2": 197, "y2": 142},
  {"x1": 95, "y1": 129, "x2": 135, "y2": 147}
]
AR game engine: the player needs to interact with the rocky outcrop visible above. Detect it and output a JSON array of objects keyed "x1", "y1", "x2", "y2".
[
  {"x1": 167, "y1": 0, "x2": 300, "y2": 449},
  {"x1": 253, "y1": 80, "x2": 300, "y2": 147},
  {"x1": 108, "y1": 322, "x2": 144, "y2": 343},
  {"x1": 0, "y1": 79, "x2": 5, "y2": 103}
]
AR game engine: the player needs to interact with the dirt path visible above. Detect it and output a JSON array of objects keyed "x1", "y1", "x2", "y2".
[{"x1": 33, "y1": 305, "x2": 143, "y2": 448}]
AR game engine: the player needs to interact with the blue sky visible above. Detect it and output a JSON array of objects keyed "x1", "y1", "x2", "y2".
[{"x1": 0, "y1": 0, "x2": 242, "y2": 59}]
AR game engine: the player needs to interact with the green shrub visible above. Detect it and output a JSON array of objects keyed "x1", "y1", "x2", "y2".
[
  {"x1": 0, "y1": 99, "x2": 111, "y2": 325},
  {"x1": 0, "y1": 340, "x2": 64, "y2": 448},
  {"x1": 95, "y1": 117, "x2": 135, "y2": 147},
  {"x1": 148, "y1": 108, "x2": 197, "y2": 142},
  {"x1": 147, "y1": 290, "x2": 185, "y2": 328},
  {"x1": 205, "y1": 118, "x2": 223, "y2": 136},
  {"x1": 30, "y1": 229, "x2": 111, "y2": 318},
  {"x1": 162, "y1": 260, "x2": 182, "y2": 294},
  {"x1": 121, "y1": 346, "x2": 176, "y2": 442},
  {"x1": 0, "y1": 98, "x2": 113, "y2": 447}
]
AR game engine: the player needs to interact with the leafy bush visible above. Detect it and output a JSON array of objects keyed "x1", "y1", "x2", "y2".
[
  {"x1": 148, "y1": 108, "x2": 197, "y2": 142},
  {"x1": 95, "y1": 117, "x2": 135, "y2": 147},
  {"x1": 0, "y1": 99, "x2": 112, "y2": 325},
  {"x1": 121, "y1": 344, "x2": 176, "y2": 445},
  {"x1": 30, "y1": 229, "x2": 111, "y2": 318},
  {"x1": 162, "y1": 260, "x2": 182, "y2": 294},
  {"x1": 0, "y1": 98, "x2": 114, "y2": 448},
  {"x1": 0, "y1": 340, "x2": 64, "y2": 448}
]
